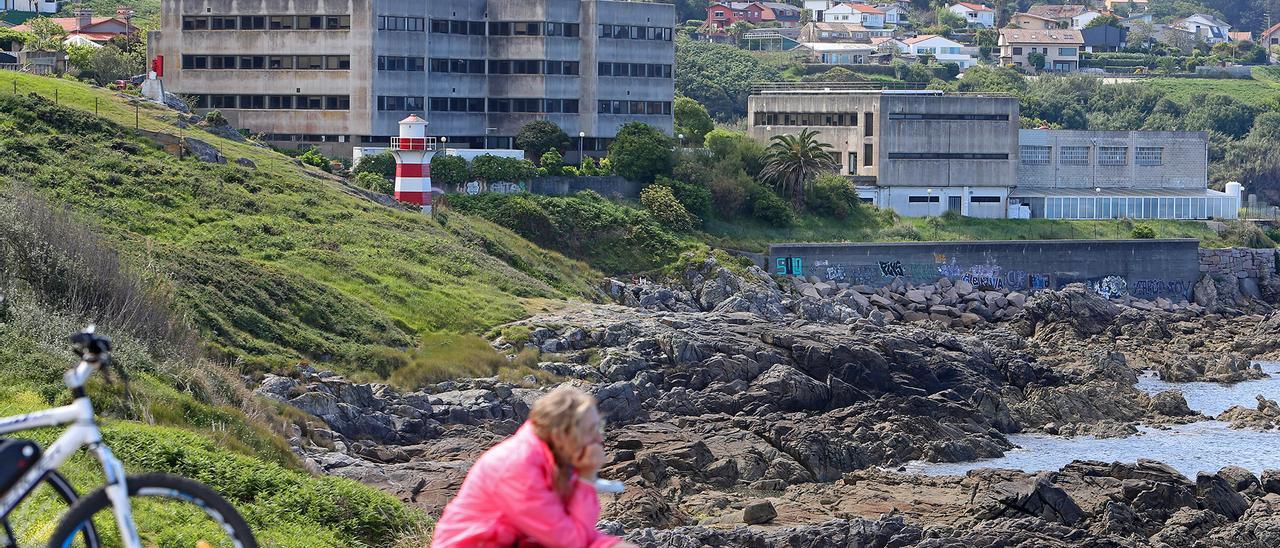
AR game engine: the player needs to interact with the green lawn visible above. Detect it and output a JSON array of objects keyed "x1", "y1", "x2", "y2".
[{"x1": 1138, "y1": 67, "x2": 1280, "y2": 106}]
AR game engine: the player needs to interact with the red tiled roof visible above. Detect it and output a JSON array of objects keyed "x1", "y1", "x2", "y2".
[
  {"x1": 1262, "y1": 22, "x2": 1280, "y2": 38},
  {"x1": 846, "y1": 3, "x2": 886, "y2": 14},
  {"x1": 954, "y1": 2, "x2": 993, "y2": 12},
  {"x1": 12, "y1": 17, "x2": 132, "y2": 34}
]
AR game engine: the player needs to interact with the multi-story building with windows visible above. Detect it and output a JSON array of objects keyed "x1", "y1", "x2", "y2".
[{"x1": 150, "y1": 0, "x2": 675, "y2": 157}]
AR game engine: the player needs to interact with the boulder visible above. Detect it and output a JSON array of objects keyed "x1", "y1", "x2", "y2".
[
  {"x1": 183, "y1": 137, "x2": 226, "y2": 164},
  {"x1": 1216, "y1": 466, "x2": 1260, "y2": 493},
  {"x1": 742, "y1": 500, "x2": 777, "y2": 525},
  {"x1": 1261, "y1": 469, "x2": 1280, "y2": 495},
  {"x1": 1196, "y1": 472, "x2": 1249, "y2": 520}
]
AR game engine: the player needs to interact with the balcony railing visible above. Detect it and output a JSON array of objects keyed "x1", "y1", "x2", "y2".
[{"x1": 390, "y1": 137, "x2": 437, "y2": 151}]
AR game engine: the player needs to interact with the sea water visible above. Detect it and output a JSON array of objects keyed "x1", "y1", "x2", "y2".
[{"x1": 906, "y1": 363, "x2": 1280, "y2": 477}]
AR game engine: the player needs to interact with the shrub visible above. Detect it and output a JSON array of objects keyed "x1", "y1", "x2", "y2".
[
  {"x1": 515, "y1": 120, "x2": 571, "y2": 160},
  {"x1": 352, "y1": 151, "x2": 394, "y2": 180},
  {"x1": 299, "y1": 147, "x2": 331, "y2": 173},
  {"x1": 641, "y1": 184, "x2": 698, "y2": 232},
  {"x1": 352, "y1": 171, "x2": 392, "y2": 195},
  {"x1": 805, "y1": 174, "x2": 859, "y2": 219},
  {"x1": 430, "y1": 154, "x2": 469, "y2": 190},
  {"x1": 203, "y1": 110, "x2": 227, "y2": 127},
  {"x1": 540, "y1": 149, "x2": 565, "y2": 177},
  {"x1": 608, "y1": 122, "x2": 673, "y2": 183},
  {"x1": 1131, "y1": 224, "x2": 1156, "y2": 239},
  {"x1": 747, "y1": 184, "x2": 794, "y2": 227},
  {"x1": 655, "y1": 175, "x2": 712, "y2": 219},
  {"x1": 709, "y1": 171, "x2": 749, "y2": 218}
]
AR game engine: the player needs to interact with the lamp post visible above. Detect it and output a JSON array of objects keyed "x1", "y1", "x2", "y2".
[
  {"x1": 578, "y1": 131, "x2": 585, "y2": 163},
  {"x1": 927, "y1": 188, "x2": 936, "y2": 217},
  {"x1": 1094, "y1": 187, "x2": 1101, "y2": 238},
  {"x1": 678, "y1": 133, "x2": 685, "y2": 148}
]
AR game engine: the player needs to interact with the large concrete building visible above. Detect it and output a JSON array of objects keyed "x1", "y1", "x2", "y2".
[
  {"x1": 748, "y1": 88, "x2": 1020, "y2": 218},
  {"x1": 150, "y1": 0, "x2": 675, "y2": 156},
  {"x1": 1012, "y1": 129, "x2": 1236, "y2": 220},
  {"x1": 746, "y1": 86, "x2": 1237, "y2": 220}
]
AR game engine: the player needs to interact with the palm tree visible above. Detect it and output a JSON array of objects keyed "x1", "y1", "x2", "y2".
[{"x1": 759, "y1": 128, "x2": 838, "y2": 210}]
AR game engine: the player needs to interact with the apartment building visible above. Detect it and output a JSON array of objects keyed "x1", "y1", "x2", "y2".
[
  {"x1": 150, "y1": 0, "x2": 675, "y2": 157},
  {"x1": 998, "y1": 28, "x2": 1083, "y2": 72},
  {"x1": 747, "y1": 88, "x2": 1020, "y2": 218}
]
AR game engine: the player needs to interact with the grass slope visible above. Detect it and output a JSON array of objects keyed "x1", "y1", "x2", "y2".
[
  {"x1": 0, "y1": 72, "x2": 597, "y2": 374},
  {"x1": 1138, "y1": 67, "x2": 1280, "y2": 107}
]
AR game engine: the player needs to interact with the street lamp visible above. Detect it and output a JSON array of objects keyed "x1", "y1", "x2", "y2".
[
  {"x1": 578, "y1": 131, "x2": 585, "y2": 163},
  {"x1": 1094, "y1": 187, "x2": 1101, "y2": 237},
  {"x1": 927, "y1": 188, "x2": 936, "y2": 217},
  {"x1": 678, "y1": 133, "x2": 684, "y2": 148}
]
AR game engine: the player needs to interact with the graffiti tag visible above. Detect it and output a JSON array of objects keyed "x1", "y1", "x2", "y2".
[{"x1": 878, "y1": 261, "x2": 905, "y2": 277}]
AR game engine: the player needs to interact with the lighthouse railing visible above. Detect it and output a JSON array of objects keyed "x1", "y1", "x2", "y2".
[{"x1": 390, "y1": 137, "x2": 437, "y2": 151}]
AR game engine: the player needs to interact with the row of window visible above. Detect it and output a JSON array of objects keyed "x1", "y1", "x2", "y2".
[
  {"x1": 182, "y1": 15, "x2": 350, "y2": 31},
  {"x1": 598, "y1": 62, "x2": 672, "y2": 79},
  {"x1": 376, "y1": 97, "x2": 582, "y2": 114},
  {"x1": 907, "y1": 195, "x2": 1002, "y2": 203},
  {"x1": 886, "y1": 113, "x2": 1010, "y2": 121},
  {"x1": 189, "y1": 94, "x2": 350, "y2": 110},
  {"x1": 489, "y1": 21, "x2": 581, "y2": 36},
  {"x1": 1034, "y1": 196, "x2": 1230, "y2": 220},
  {"x1": 489, "y1": 60, "x2": 580, "y2": 75},
  {"x1": 598, "y1": 100, "x2": 673, "y2": 116},
  {"x1": 1020, "y1": 145, "x2": 1163, "y2": 166},
  {"x1": 598, "y1": 24, "x2": 673, "y2": 41},
  {"x1": 383, "y1": 18, "x2": 584, "y2": 37},
  {"x1": 182, "y1": 55, "x2": 349, "y2": 70},
  {"x1": 1010, "y1": 46, "x2": 1078, "y2": 56},
  {"x1": 751, "y1": 111, "x2": 876, "y2": 135},
  {"x1": 378, "y1": 56, "x2": 426, "y2": 72},
  {"x1": 380, "y1": 16, "x2": 427, "y2": 32}
]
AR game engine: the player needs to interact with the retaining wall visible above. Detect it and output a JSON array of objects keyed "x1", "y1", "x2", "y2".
[
  {"x1": 528, "y1": 176, "x2": 640, "y2": 199},
  {"x1": 1199, "y1": 247, "x2": 1278, "y2": 282},
  {"x1": 768, "y1": 239, "x2": 1202, "y2": 300}
]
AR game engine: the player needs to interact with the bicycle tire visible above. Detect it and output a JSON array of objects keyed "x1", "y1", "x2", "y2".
[
  {"x1": 46, "y1": 473, "x2": 256, "y2": 548},
  {"x1": 2, "y1": 471, "x2": 99, "y2": 548}
]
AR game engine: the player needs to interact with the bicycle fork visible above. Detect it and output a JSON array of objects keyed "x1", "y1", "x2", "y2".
[{"x1": 89, "y1": 443, "x2": 142, "y2": 548}]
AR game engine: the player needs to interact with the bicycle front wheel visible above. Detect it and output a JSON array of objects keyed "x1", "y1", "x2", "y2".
[{"x1": 46, "y1": 473, "x2": 256, "y2": 548}]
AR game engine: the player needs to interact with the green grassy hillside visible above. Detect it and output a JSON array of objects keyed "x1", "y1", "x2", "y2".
[
  {"x1": 0, "y1": 72, "x2": 597, "y2": 376},
  {"x1": 1138, "y1": 67, "x2": 1280, "y2": 107}
]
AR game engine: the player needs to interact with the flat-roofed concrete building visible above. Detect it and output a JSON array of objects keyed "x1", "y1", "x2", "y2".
[
  {"x1": 748, "y1": 87, "x2": 1020, "y2": 218},
  {"x1": 150, "y1": 0, "x2": 675, "y2": 157},
  {"x1": 1012, "y1": 129, "x2": 1236, "y2": 220}
]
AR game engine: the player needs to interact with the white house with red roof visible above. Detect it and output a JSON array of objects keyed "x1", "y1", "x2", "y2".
[
  {"x1": 822, "y1": 3, "x2": 886, "y2": 28},
  {"x1": 2, "y1": 0, "x2": 64, "y2": 15},
  {"x1": 11, "y1": 8, "x2": 136, "y2": 45},
  {"x1": 1262, "y1": 22, "x2": 1280, "y2": 63},
  {"x1": 948, "y1": 2, "x2": 994, "y2": 28}
]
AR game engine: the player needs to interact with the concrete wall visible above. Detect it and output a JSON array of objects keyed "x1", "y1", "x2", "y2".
[
  {"x1": 1017, "y1": 129, "x2": 1208, "y2": 190},
  {"x1": 877, "y1": 93, "x2": 1018, "y2": 188},
  {"x1": 528, "y1": 175, "x2": 639, "y2": 199},
  {"x1": 768, "y1": 239, "x2": 1201, "y2": 299},
  {"x1": 747, "y1": 91, "x2": 880, "y2": 178},
  {"x1": 1200, "y1": 248, "x2": 1277, "y2": 282}
]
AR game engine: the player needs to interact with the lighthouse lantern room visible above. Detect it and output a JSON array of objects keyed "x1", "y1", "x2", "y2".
[{"x1": 390, "y1": 115, "x2": 437, "y2": 213}]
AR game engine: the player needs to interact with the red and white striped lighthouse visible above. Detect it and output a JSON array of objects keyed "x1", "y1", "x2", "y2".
[{"x1": 390, "y1": 114, "x2": 436, "y2": 212}]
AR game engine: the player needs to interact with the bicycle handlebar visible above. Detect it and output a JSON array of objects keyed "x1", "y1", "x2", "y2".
[{"x1": 70, "y1": 326, "x2": 112, "y2": 365}]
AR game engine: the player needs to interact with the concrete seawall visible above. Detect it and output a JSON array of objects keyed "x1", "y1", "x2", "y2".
[{"x1": 768, "y1": 239, "x2": 1202, "y2": 300}]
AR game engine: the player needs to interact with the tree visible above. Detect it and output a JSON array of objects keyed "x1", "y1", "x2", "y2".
[
  {"x1": 608, "y1": 122, "x2": 673, "y2": 183},
  {"x1": 471, "y1": 155, "x2": 537, "y2": 188},
  {"x1": 759, "y1": 128, "x2": 838, "y2": 210},
  {"x1": 1084, "y1": 14, "x2": 1121, "y2": 29},
  {"x1": 1156, "y1": 55, "x2": 1179, "y2": 74},
  {"x1": 1248, "y1": 112, "x2": 1280, "y2": 143},
  {"x1": 1028, "y1": 51, "x2": 1046, "y2": 71},
  {"x1": 673, "y1": 96, "x2": 713, "y2": 146},
  {"x1": 353, "y1": 172, "x2": 393, "y2": 195},
  {"x1": 430, "y1": 154, "x2": 469, "y2": 190},
  {"x1": 514, "y1": 120, "x2": 571, "y2": 161},
  {"x1": 726, "y1": 21, "x2": 753, "y2": 45},
  {"x1": 25, "y1": 17, "x2": 67, "y2": 52},
  {"x1": 640, "y1": 184, "x2": 698, "y2": 231},
  {"x1": 676, "y1": 37, "x2": 788, "y2": 120},
  {"x1": 86, "y1": 44, "x2": 135, "y2": 85},
  {"x1": 936, "y1": 7, "x2": 966, "y2": 30},
  {"x1": 540, "y1": 149, "x2": 565, "y2": 176}
]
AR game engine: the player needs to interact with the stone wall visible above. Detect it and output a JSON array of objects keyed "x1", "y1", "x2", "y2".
[
  {"x1": 768, "y1": 239, "x2": 1202, "y2": 300},
  {"x1": 528, "y1": 175, "x2": 640, "y2": 199},
  {"x1": 1199, "y1": 248, "x2": 1276, "y2": 281}
]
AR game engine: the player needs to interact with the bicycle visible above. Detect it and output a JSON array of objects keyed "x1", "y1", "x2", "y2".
[{"x1": 0, "y1": 327, "x2": 257, "y2": 548}]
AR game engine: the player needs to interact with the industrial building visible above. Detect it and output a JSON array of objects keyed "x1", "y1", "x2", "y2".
[
  {"x1": 748, "y1": 87, "x2": 1020, "y2": 218},
  {"x1": 745, "y1": 85, "x2": 1237, "y2": 220},
  {"x1": 149, "y1": 0, "x2": 676, "y2": 157}
]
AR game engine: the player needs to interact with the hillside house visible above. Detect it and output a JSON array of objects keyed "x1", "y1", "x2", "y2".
[
  {"x1": 1263, "y1": 23, "x2": 1280, "y2": 63},
  {"x1": 1081, "y1": 24, "x2": 1128, "y2": 52},
  {"x1": 800, "y1": 41, "x2": 876, "y2": 64},
  {"x1": 800, "y1": 21, "x2": 895, "y2": 41},
  {"x1": 823, "y1": 3, "x2": 885, "y2": 28},
  {"x1": 1, "y1": 0, "x2": 63, "y2": 14},
  {"x1": 877, "y1": 4, "x2": 906, "y2": 26},
  {"x1": 1171, "y1": 13, "x2": 1231, "y2": 44},
  {"x1": 10, "y1": 8, "x2": 136, "y2": 45},
  {"x1": 1104, "y1": 0, "x2": 1147, "y2": 10},
  {"x1": 1025, "y1": 4, "x2": 1103, "y2": 30},
  {"x1": 904, "y1": 35, "x2": 975, "y2": 68},
  {"x1": 999, "y1": 28, "x2": 1083, "y2": 72},
  {"x1": 1011, "y1": 12, "x2": 1059, "y2": 30},
  {"x1": 948, "y1": 2, "x2": 994, "y2": 28},
  {"x1": 706, "y1": 2, "x2": 802, "y2": 31}
]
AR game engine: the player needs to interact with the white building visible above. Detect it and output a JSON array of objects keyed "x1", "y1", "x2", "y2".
[
  {"x1": 801, "y1": 41, "x2": 876, "y2": 64},
  {"x1": 904, "y1": 35, "x2": 976, "y2": 68},
  {"x1": 948, "y1": 2, "x2": 994, "y2": 28},
  {"x1": 822, "y1": 3, "x2": 886, "y2": 28},
  {"x1": 2, "y1": 0, "x2": 63, "y2": 14},
  {"x1": 876, "y1": 4, "x2": 906, "y2": 26},
  {"x1": 1171, "y1": 13, "x2": 1232, "y2": 44}
]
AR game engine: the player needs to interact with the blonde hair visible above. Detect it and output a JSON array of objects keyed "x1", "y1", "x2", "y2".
[{"x1": 529, "y1": 387, "x2": 597, "y2": 499}]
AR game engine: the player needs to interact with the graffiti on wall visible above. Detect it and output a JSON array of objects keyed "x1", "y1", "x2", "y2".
[
  {"x1": 1132, "y1": 279, "x2": 1193, "y2": 299},
  {"x1": 878, "y1": 261, "x2": 905, "y2": 277},
  {"x1": 1087, "y1": 276, "x2": 1129, "y2": 299}
]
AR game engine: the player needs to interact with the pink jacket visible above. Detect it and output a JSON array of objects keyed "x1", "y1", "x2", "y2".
[{"x1": 431, "y1": 422, "x2": 620, "y2": 548}]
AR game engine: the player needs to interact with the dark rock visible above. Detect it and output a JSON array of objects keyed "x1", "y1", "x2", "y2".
[
  {"x1": 183, "y1": 137, "x2": 226, "y2": 163},
  {"x1": 235, "y1": 157, "x2": 256, "y2": 168},
  {"x1": 1262, "y1": 469, "x2": 1280, "y2": 495},
  {"x1": 742, "y1": 499, "x2": 776, "y2": 524},
  {"x1": 1197, "y1": 472, "x2": 1249, "y2": 520}
]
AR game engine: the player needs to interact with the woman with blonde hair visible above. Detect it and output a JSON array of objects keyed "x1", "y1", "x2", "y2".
[{"x1": 431, "y1": 386, "x2": 635, "y2": 547}]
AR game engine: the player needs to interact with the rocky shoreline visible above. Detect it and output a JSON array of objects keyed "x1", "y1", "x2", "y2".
[{"x1": 256, "y1": 256, "x2": 1280, "y2": 546}]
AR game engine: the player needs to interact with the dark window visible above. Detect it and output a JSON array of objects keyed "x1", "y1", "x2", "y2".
[
  {"x1": 326, "y1": 16, "x2": 351, "y2": 29},
  {"x1": 908, "y1": 196, "x2": 941, "y2": 203},
  {"x1": 863, "y1": 144, "x2": 873, "y2": 166},
  {"x1": 209, "y1": 16, "x2": 236, "y2": 30},
  {"x1": 268, "y1": 56, "x2": 292, "y2": 69},
  {"x1": 209, "y1": 95, "x2": 237, "y2": 108},
  {"x1": 239, "y1": 95, "x2": 265, "y2": 109},
  {"x1": 269, "y1": 16, "x2": 294, "y2": 29},
  {"x1": 182, "y1": 17, "x2": 208, "y2": 30},
  {"x1": 268, "y1": 95, "x2": 293, "y2": 109},
  {"x1": 239, "y1": 56, "x2": 265, "y2": 69},
  {"x1": 240, "y1": 16, "x2": 265, "y2": 30},
  {"x1": 1012, "y1": 46, "x2": 1023, "y2": 55},
  {"x1": 887, "y1": 113, "x2": 1010, "y2": 121},
  {"x1": 970, "y1": 196, "x2": 1001, "y2": 203},
  {"x1": 864, "y1": 112, "x2": 874, "y2": 136},
  {"x1": 296, "y1": 56, "x2": 324, "y2": 70},
  {"x1": 887, "y1": 153, "x2": 1010, "y2": 160}
]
